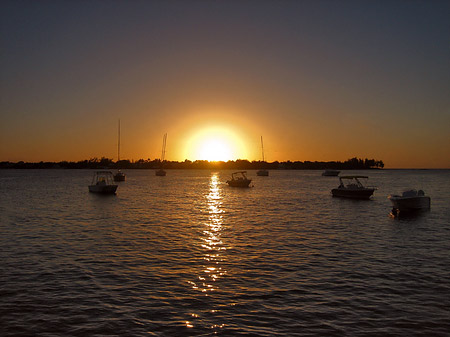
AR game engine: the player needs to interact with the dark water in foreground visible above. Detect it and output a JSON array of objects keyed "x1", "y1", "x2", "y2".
[{"x1": 1, "y1": 169, "x2": 450, "y2": 336}]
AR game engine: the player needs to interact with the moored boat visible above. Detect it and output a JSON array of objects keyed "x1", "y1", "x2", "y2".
[
  {"x1": 155, "y1": 168, "x2": 166, "y2": 176},
  {"x1": 114, "y1": 119, "x2": 126, "y2": 181},
  {"x1": 156, "y1": 133, "x2": 167, "y2": 176},
  {"x1": 257, "y1": 169, "x2": 269, "y2": 176},
  {"x1": 89, "y1": 171, "x2": 118, "y2": 194},
  {"x1": 389, "y1": 190, "x2": 430, "y2": 215},
  {"x1": 227, "y1": 171, "x2": 252, "y2": 187},
  {"x1": 256, "y1": 136, "x2": 269, "y2": 176},
  {"x1": 322, "y1": 169, "x2": 340, "y2": 176},
  {"x1": 113, "y1": 170, "x2": 126, "y2": 181},
  {"x1": 331, "y1": 176, "x2": 375, "y2": 199}
]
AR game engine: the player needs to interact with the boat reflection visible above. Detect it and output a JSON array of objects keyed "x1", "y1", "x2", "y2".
[{"x1": 390, "y1": 208, "x2": 430, "y2": 220}]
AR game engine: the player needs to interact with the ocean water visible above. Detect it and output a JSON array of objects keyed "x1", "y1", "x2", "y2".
[{"x1": 1, "y1": 169, "x2": 449, "y2": 336}]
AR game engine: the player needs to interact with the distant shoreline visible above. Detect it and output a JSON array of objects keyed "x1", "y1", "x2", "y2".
[
  {"x1": 2, "y1": 167, "x2": 448, "y2": 170},
  {"x1": 1, "y1": 157, "x2": 385, "y2": 170}
]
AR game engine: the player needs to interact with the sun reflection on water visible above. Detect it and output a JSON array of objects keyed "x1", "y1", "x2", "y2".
[
  {"x1": 200, "y1": 173, "x2": 226, "y2": 293},
  {"x1": 188, "y1": 173, "x2": 227, "y2": 331}
]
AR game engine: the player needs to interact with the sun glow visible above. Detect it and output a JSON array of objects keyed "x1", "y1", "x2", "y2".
[
  {"x1": 184, "y1": 126, "x2": 247, "y2": 162},
  {"x1": 198, "y1": 139, "x2": 232, "y2": 161}
]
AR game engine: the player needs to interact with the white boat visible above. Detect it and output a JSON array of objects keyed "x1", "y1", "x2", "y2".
[
  {"x1": 155, "y1": 133, "x2": 167, "y2": 176},
  {"x1": 322, "y1": 169, "x2": 340, "y2": 176},
  {"x1": 257, "y1": 136, "x2": 269, "y2": 176},
  {"x1": 331, "y1": 176, "x2": 376, "y2": 199},
  {"x1": 227, "y1": 171, "x2": 252, "y2": 187},
  {"x1": 389, "y1": 190, "x2": 430, "y2": 214},
  {"x1": 114, "y1": 119, "x2": 126, "y2": 182},
  {"x1": 89, "y1": 171, "x2": 118, "y2": 194}
]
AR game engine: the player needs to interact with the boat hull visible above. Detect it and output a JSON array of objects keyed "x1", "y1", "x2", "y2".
[
  {"x1": 257, "y1": 170, "x2": 269, "y2": 176},
  {"x1": 389, "y1": 196, "x2": 430, "y2": 211},
  {"x1": 227, "y1": 179, "x2": 252, "y2": 187},
  {"x1": 155, "y1": 169, "x2": 166, "y2": 176},
  {"x1": 322, "y1": 170, "x2": 340, "y2": 176},
  {"x1": 113, "y1": 173, "x2": 126, "y2": 181},
  {"x1": 332, "y1": 188, "x2": 375, "y2": 199},
  {"x1": 88, "y1": 185, "x2": 118, "y2": 194}
]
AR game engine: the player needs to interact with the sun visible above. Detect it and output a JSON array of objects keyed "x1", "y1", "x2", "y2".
[
  {"x1": 184, "y1": 126, "x2": 247, "y2": 162},
  {"x1": 198, "y1": 139, "x2": 232, "y2": 161}
]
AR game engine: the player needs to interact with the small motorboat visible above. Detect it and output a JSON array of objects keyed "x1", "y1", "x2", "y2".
[
  {"x1": 113, "y1": 170, "x2": 126, "y2": 181},
  {"x1": 322, "y1": 169, "x2": 340, "y2": 176},
  {"x1": 331, "y1": 175, "x2": 376, "y2": 199},
  {"x1": 89, "y1": 171, "x2": 118, "y2": 194},
  {"x1": 389, "y1": 190, "x2": 430, "y2": 215},
  {"x1": 226, "y1": 171, "x2": 252, "y2": 187}
]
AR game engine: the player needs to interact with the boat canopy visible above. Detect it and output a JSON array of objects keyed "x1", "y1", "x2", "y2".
[
  {"x1": 91, "y1": 171, "x2": 115, "y2": 185},
  {"x1": 232, "y1": 171, "x2": 248, "y2": 178},
  {"x1": 94, "y1": 171, "x2": 112, "y2": 176}
]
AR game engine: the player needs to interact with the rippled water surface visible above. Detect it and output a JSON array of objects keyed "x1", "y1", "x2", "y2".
[{"x1": 1, "y1": 169, "x2": 450, "y2": 336}]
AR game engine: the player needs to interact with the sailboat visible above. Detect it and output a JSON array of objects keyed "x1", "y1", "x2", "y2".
[
  {"x1": 113, "y1": 119, "x2": 126, "y2": 181},
  {"x1": 257, "y1": 136, "x2": 269, "y2": 176},
  {"x1": 155, "y1": 133, "x2": 167, "y2": 176}
]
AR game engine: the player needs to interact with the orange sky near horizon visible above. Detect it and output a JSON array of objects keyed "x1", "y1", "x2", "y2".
[
  {"x1": 1, "y1": 1, "x2": 449, "y2": 168},
  {"x1": 2, "y1": 103, "x2": 448, "y2": 169}
]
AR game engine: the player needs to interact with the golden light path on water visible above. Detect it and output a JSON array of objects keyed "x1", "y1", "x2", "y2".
[{"x1": 186, "y1": 173, "x2": 226, "y2": 331}]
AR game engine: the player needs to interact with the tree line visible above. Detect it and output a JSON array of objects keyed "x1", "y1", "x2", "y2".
[{"x1": 0, "y1": 157, "x2": 384, "y2": 170}]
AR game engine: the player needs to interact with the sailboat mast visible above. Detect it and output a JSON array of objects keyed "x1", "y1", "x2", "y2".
[
  {"x1": 261, "y1": 136, "x2": 265, "y2": 162},
  {"x1": 161, "y1": 133, "x2": 167, "y2": 162},
  {"x1": 164, "y1": 133, "x2": 167, "y2": 161},
  {"x1": 117, "y1": 119, "x2": 121, "y2": 162},
  {"x1": 160, "y1": 135, "x2": 164, "y2": 162}
]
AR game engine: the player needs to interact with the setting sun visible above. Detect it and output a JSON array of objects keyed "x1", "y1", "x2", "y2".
[
  {"x1": 183, "y1": 126, "x2": 248, "y2": 162},
  {"x1": 198, "y1": 139, "x2": 232, "y2": 161}
]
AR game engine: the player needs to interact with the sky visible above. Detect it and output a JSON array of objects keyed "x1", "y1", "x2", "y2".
[{"x1": 1, "y1": 0, "x2": 449, "y2": 168}]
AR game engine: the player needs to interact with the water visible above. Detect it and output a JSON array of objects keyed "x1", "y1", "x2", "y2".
[{"x1": 1, "y1": 169, "x2": 449, "y2": 336}]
